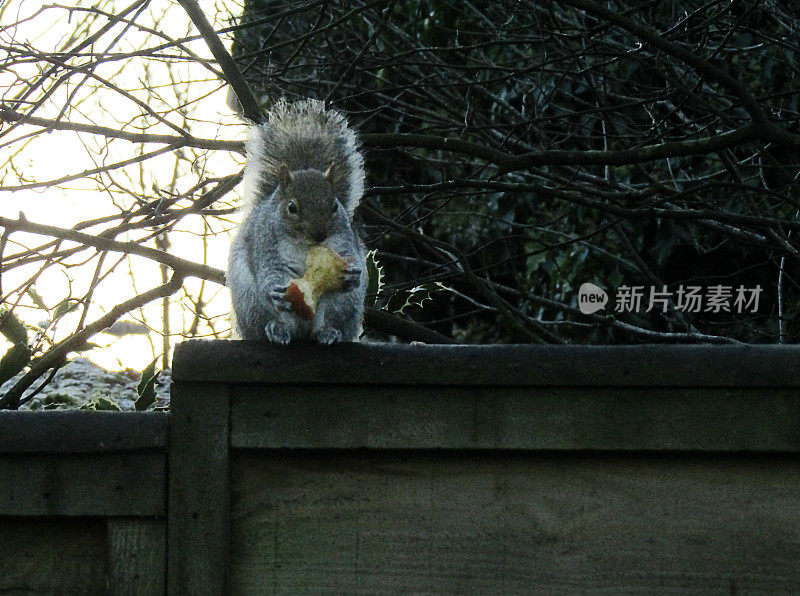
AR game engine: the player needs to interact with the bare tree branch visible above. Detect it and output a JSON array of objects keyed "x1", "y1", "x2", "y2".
[
  {"x1": 0, "y1": 215, "x2": 226, "y2": 284},
  {"x1": 0, "y1": 107, "x2": 243, "y2": 152},
  {"x1": 175, "y1": 0, "x2": 264, "y2": 122},
  {"x1": 363, "y1": 124, "x2": 758, "y2": 171},
  {"x1": 0, "y1": 273, "x2": 185, "y2": 409}
]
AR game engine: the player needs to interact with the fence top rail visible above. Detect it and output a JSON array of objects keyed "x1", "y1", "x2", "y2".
[
  {"x1": 0, "y1": 411, "x2": 169, "y2": 453},
  {"x1": 172, "y1": 340, "x2": 800, "y2": 387}
]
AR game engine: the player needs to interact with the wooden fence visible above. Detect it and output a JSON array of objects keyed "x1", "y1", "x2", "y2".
[
  {"x1": 3, "y1": 341, "x2": 800, "y2": 593},
  {"x1": 0, "y1": 410, "x2": 167, "y2": 594}
]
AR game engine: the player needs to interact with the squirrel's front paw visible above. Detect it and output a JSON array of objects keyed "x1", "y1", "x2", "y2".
[
  {"x1": 269, "y1": 285, "x2": 294, "y2": 311},
  {"x1": 283, "y1": 264, "x2": 303, "y2": 278},
  {"x1": 316, "y1": 327, "x2": 342, "y2": 345},
  {"x1": 340, "y1": 267, "x2": 361, "y2": 291},
  {"x1": 265, "y1": 320, "x2": 293, "y2": 344}
]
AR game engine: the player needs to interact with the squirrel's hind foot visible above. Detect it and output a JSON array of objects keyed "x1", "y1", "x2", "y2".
[
  {"x1": 316, "y1": 328, "x2": 342, "y2": 345},
  {"x1": 265, "y1": 320, "x2": 293, "y2": 344}
]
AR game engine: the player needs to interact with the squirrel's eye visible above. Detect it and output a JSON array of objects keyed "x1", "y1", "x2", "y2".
[{"x1": 287, "y1": 201, "x2": 298, "y2": 215}]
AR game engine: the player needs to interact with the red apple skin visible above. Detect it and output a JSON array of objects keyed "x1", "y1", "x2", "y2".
[{"x1": 286, "y1": 281, "x2": 315, "y2": 320}]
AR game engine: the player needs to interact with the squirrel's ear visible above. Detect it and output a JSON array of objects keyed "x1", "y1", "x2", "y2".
[
  {"x1": 324, "y1": 161, "x2": 336, "y2": 184},
  {"x1": 278, "y1": 163, "x2": 293, "y2": 188}
]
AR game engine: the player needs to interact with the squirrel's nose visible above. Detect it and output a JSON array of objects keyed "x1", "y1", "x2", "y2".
[{"x1": 312, "y1": 230, "x2": 328, "y2": 243}]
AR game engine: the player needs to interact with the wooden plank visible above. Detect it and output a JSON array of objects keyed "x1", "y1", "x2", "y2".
[
  {"x1": 173, "y1": 340, "x2": 800, "y2": 387},
  {"x1": 0, "y1": 411, "x2": 168, "y2": 453},
  {"x1": 168, "y1": 381, "x2": 230, "y2": 595},
  {"x1": 231, "y1": 385, "x2": 800, "y2": 451},
  {"x1": 0, "y1": 517, "x2": 107, "y2": 593},
  {"x1": 229, "y1": 451, "x2": 800, "y2": 593},
  {"x1": 107, "y1": 518, "x2": 166, "y2": 595},
  {"x1": 0, "y1": 453, "x2": 165, "y2": 516}
]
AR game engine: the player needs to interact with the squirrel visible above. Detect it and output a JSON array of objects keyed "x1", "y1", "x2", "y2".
[{"x1": 227, "y1": 99, "x2": 367, "y2": 344}]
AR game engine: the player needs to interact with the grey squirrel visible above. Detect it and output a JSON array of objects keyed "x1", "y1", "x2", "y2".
[{"x1": 227, "y1": 99, "x2": 367, "y2": 343}]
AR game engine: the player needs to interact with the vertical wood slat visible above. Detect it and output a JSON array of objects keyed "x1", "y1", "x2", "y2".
[
  {"x1": 0, "y1": 518, "x2": 107, "y2": 593},
  {"x1": 107, "y1": 518, "x2": 166, "y2": 595},
  {"x1": 168, "y1": 381, "x2": 230, "y2": 595}
]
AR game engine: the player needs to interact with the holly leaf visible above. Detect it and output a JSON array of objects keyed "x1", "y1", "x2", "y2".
[
  {"x1": 135, "y1": 357, "x2": 159, "y2": 411},
  {"x1": 0, "y1": 309, "x2": 28, "y2": 345},
  {"x1": 365, "y1": 249, "x2": 384, "y2": 308},
  {"x1": 27, "y1": 288, "x2": 48, "y2": 310},
  {"x1": 386, "y1": 282, "x2": 449, "y2": 315},
  {"x1": 0, "y1": 343, "x2": 31, "y2": 386},
  {"x1": 80, "y1": 396, "x2": 122, "y2": 411},
  {"x1": 53, "y1": 299, "x2": 80, "y2": 321}
]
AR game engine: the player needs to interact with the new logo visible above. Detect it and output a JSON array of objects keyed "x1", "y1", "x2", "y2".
[{"x1": 578, "y1": 282, "x2": 608, "y2": 314}]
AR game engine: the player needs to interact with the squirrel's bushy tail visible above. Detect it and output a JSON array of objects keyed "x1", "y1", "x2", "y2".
[{"x1": 243, "y1": 99, "x2": 364, "y2": 216}]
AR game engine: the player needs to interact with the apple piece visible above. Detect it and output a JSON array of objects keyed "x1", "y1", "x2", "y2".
[
  {"x1": 285, "y1": 279, "x2": 315, "y2": 320},
  {"x1": 285, "y1": 245, "x2": 348, "y2": 320}
]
